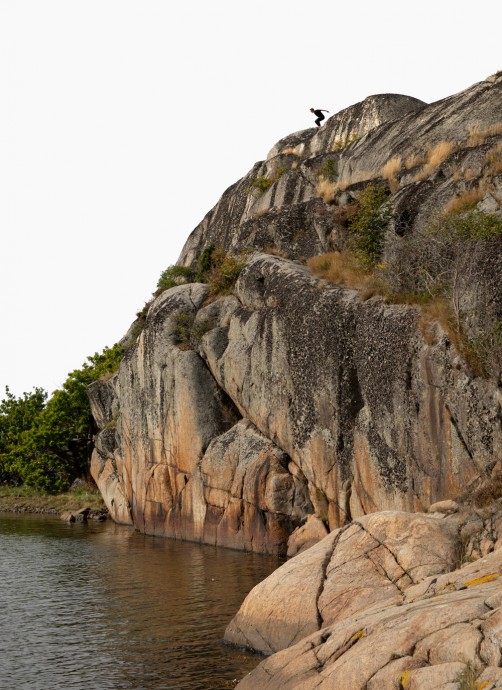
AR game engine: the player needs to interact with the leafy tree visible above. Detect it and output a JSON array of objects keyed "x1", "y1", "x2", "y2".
[
  {"x1": 0, "y1": 344, "x2": 123, "y2": 492},
  {"x1": 0, "y1": 387, "x2": 47, "y2": 484}
]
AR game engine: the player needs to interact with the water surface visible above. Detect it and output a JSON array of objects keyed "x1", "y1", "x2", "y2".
[{"x1": 0, "y1": 513, "x2": 281, "y2": 690}]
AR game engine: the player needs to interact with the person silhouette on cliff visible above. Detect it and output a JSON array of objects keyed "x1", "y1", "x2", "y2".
[{"x1": 310, "y1": 108, "x2": 330, "y2": 127}]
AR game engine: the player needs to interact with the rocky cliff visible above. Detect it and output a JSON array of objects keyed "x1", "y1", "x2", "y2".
[{"x1": 88, "y1": 73, "x2": 502, "y2": 558}]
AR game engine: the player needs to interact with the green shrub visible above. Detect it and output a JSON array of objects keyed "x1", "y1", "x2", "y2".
[
  {"x1": 206, "y1": 247, "x2": 247, "y2": 295},
  {"x1": 385, "y1": 211, "x2": 502, "y2": 303},
  {"x1": 190, "y1": 320, "x2": 213, "y2": 346},
  {"x1": 465, "y1": 320, "x2": 502, "y2": 380},
  {"x1": 250, "y1": 163, "x2": 287, "y2": 197},
  {"x1": 384, "y1": 210, "x2": 502, "y2": 379},
  {"x1": 157, "y1": 264, "x2": 195, "y2": 291},
  {"x1": 251, "y1": 175, "x2": 273, "y2": 194},
  {"x1": 173, "y1": 312, "x2": 212, "y2": 350},
  {"x1": 347, "y1": 184, "x2": 391, "y2": 269},
  {"x1": 196, "y1": 244, "x2": 216, "y2": 282},
  {"x1": 174, "y1": 312, "x2": 194, "y2": 346},
  {"x1": 0, "y1": 344, "x2": 124, "y2": 493},
  {"x1": 332, "y1": 134, "x2": 359, "y2": 151},
  {"x1": 457, "y1": 663, "x2": 478, "y2": 690},
  {"x1": 439, "y1": 209, "x2": 502, "y2": 240},
  {"x1": 318, "y1": 158, "x2": 337, "y2": 181}
]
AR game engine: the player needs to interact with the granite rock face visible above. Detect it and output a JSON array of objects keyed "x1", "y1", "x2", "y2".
[
  {"x1": 90, "y1": 254, "x2": 501, "y2": 552},
  {"x1": 89, "y1": 74, "x2": 502, "y2": 555},
  {"x1": 228, "y1": 507, "x2": 502, "y2": 690},
  {"x1": 178, "y1": 75, "x2": 501, "y2": 266}
]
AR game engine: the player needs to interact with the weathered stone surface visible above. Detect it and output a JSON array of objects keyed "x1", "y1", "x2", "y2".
[
  {"x1": 89, "y1": 283, "x2": 313, "y2": 553},
  {"x1": 225, "y1": 511, "x2": 460, "y2": 655},
  {"x1": 233, "y1": 541, "x2": 502, "y2": 689},
  {"x1": 287, "y1": 515, "x2": 329, "y2": 557},
  {"x1": 90, "y1": 252, "x2": 501, "y2": 549},
  {"x1": 178, "y1": 76, "x2": 501, "y2": 266},
  {"x1": 428, "y1": 499, "x2": 459, "y2": 514},
  {"x1": 202, "y1": 255, "x2": 500, "y2": 530}
]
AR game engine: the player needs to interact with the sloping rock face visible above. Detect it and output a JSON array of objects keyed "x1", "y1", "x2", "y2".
[
  {"x1": 178, "y1": 93, "x2": 426, "y2": 267},
  {"x1": 228, "y1": 507, "x2": 502, "y2": 690},
  {"x1": 89, "y1": 74, "x2": 501, "y2": 555},
  {"x1": 178, "y1": 75, "x2": 501, "y2": 266}
]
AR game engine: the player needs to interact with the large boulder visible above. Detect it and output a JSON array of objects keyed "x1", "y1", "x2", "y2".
[
  {"x1": 232, "y1": 511, "x2": 502, "y2": 689},
  {"x1": 225, "y1": 511, "x2": 460, "y2": 655}
]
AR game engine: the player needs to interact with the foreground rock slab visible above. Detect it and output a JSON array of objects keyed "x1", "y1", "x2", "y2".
[
  {"x1": 225, "y1": 511, "x2": 460, "y2": 654},
  {"x1": 229, "y1": 510, "x2": 502, "y2": 689}
]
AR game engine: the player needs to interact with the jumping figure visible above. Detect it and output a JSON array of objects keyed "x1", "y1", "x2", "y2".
[{"x1": 310, "y1": 108, "x2": 330, "y2": 127}]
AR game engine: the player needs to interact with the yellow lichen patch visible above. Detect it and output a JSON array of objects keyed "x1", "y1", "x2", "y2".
[
  {"x1": 463, "y1": 573, "x2": 499, "y2": 587},
  {"x1": 351, "y1": 629, "x2": 365, "y2": 641},
  {"x1": 478, "y1": 682, "x2": 490, "y2": 690},
  {"x1": 400, "y1": 670, "x2": 413, "y2": 688}
]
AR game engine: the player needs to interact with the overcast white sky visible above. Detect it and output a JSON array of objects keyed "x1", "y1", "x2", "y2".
[{"x1": 1, "y1": 0, "x2": 500, "y2": 397}]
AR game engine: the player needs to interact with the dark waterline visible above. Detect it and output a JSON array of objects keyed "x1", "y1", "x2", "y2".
[{"x1": 0, "y1": 513, "x2": 281, "y2": 690}]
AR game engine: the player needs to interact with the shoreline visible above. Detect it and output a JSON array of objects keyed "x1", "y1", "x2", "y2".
[{"x1": 0, "y1": 490, "x2": 109, "y2": 519}]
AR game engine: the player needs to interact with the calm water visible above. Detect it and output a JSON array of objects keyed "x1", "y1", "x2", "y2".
[{"x1": 0, "y1": 513, "x2": 281, "y2": 690}]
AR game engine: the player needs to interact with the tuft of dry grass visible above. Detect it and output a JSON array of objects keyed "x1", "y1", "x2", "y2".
[
  {"x1": 466, "y1": 121, "x2": 502, "y2": 147},
  {"x1": 418, "y1": 299, "x2": 458, "y2": 347},
  {"x1": 381, "y1": 156, "x2": 402, "y2": 180},
  {"x1": 308, "y1": 251, "x2": 383, "y2": 293},
  {"x1": 471, "y1": 472, "x2": 502, "y2": 507},
  {"x1": 380, "y1": 156, "x2": 402, "y2": 193},
  {"x1": 280, "y1": 147, "x2": 300, "y2": 155},
  {"x1": 404, "y1": 151, "x2": 426, "y2": 170},
  {"x1": 316, "y1": 177, "x2": 338, "y2": 203},
  {"x1": 484, "y1": 141, "x2": 502, "y2": 176},
  {"x1": 414, "y1": 141, "x2": 456, "y2": 181},
  {"x1": 443, "y1": 186, "x2": 484, "y2": 215}
]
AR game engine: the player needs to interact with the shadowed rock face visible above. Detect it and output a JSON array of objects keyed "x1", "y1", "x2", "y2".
[{"x1": 89, "y1": 74, "x2": 502, "y2": 554}]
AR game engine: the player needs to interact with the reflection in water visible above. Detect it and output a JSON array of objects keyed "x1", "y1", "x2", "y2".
[{"x1": 0, "y1": 513, "x2": 281, "y2": 690}]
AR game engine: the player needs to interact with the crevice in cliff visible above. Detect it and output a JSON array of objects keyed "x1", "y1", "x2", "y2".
[
  {"x1": 353, "y1": 520, "x2": 416, "y2": 584},
  {"x1": 445, "y1": 403, "x2": 473, "y2": 456},
  {"x1": 365, "y1": 548, "x2": 409, "y2": 596},
  {"x1": 314, "y1": 625, "x2": 367, "y2": 669},
  {"x1": 315, "y1": 527, "x2": 348, "y2": 629}
]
